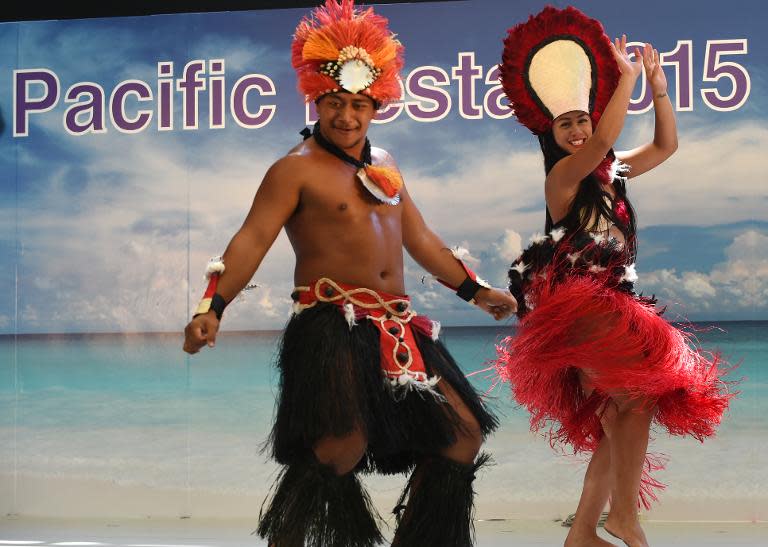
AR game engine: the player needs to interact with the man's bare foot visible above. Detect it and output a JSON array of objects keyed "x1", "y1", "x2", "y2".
[
  {"x1": 603, "y1": 515, "x2": 649, "y2": 547},
  {"x1": 564, "y1": 529, "x2": 617, "y2": 547}
]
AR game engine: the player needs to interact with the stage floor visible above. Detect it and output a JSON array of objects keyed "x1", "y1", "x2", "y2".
[{"x1": 1, "y1": 517, "x2": 766, "y2": 546}]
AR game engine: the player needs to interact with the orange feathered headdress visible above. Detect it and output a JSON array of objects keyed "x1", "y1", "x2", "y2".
[{"x1": 291, "y1": 0, "x2": 404, "y2": 105}]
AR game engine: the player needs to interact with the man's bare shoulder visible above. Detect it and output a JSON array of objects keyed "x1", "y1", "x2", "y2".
[{"x1": 264, "y1": 140, "x2": 322, "y2": 185}]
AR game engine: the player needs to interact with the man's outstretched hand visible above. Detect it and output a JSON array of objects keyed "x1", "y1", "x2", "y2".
[
  {"x1": 474, "y1": 287, "x2": 517, "y2": 321},
  {"x1": 183, "y1": 313, "x2": 220, "y2": 354}
]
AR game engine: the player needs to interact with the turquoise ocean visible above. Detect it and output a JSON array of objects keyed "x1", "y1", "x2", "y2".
[{"x1": 0, "y1": 322, "x2": 764, "y2": 520}]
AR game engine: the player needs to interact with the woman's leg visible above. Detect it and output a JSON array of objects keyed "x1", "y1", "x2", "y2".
[
  {"x1": 564, "y1": 309, "x2": 653, "y2": 547},
  {"x1": 564, "y1": 436, "x2": 617, "y2": 546},
  {"x1": 603, "y1": 395, "x2": 654, "y2": 547},
  {"x1": 565, "y1": 374, "x2": 618, "y2": 547}
]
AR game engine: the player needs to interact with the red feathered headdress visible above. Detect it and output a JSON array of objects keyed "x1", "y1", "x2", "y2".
[
  {"x1": 499, "y1": 6, "x2": 619, "y2": 135},
  {"x1": 291, "y1": 0, "x2": 404, "y2": 105}
]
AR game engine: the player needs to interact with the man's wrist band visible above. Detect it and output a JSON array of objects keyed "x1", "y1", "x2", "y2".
[
  {"x1": 194, "y1": 257, "x2": 227, "y2": 320},
  {"x1": 435, "y1": 247, "x2": 491, "y2": 304},
  {"x1": 456, "y1": 276, "x2": 483, "y2": 302},
  {"x1": 208, "y1": 293, "x2": 227, "y2": 320}
]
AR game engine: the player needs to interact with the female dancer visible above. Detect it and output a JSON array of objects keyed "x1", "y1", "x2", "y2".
[{"x1": 496, "y1": 7, "x2": 733, "y2": 547}]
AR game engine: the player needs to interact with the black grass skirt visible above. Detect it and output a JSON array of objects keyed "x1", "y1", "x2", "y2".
[{"x1": 267, "y1": 302, "x2": 498, "y2": 474}]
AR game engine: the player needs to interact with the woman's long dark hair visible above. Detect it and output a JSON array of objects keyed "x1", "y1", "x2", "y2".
[{"x1": 538, "y1": 130, "x2": 637, "y2": 245}]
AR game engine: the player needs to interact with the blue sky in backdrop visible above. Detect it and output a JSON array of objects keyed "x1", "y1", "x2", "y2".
[{"x1": 0, "y1": 0, "x2": 765, "y2": 333}]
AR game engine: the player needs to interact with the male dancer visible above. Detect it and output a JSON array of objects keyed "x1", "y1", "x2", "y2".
[{"x1": 183, "y1": 2, "x2": 516, "y2": 545}]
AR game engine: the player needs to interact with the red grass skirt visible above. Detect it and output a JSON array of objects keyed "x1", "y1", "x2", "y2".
[{"x1": 496, "y1": 249, "x2": 735, "y2": 508}]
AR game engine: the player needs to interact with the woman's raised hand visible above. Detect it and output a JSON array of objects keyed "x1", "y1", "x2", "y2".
[
  {"x1": 611, "y1": 34, "x2": 644, "y2": 80},
  {"x1": 641, "y1": 42, "x2": 668, "y2": 95}
]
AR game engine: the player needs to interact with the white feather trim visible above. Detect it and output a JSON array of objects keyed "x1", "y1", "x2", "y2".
[
  {"x1": 397, "y1": 373, "x2": 413, "y2": 386},
  {"x1": 590, "y1": 233, "x2": 606, "y2": 245},
  {"x1": 588, "y1": 264, "x2": 607, "y2": 273},
  {"x1": 205, "y1": 256, "x2": 225, "y2": 279},
  {"x1": 511, "y1": 261, "x2": 530, "y2": 275},
  {"x1": 549, "y1": 226, "x2": 567, "y2": 242},
  {"x1": 343, "y1": 302, "x2": 357, "y2": 329},
  {"x1": 608, "y1": 159, "x2": 619, "y2": 181},
  {"x1": 612, "y1": 158, "x2": 630, "y2": 178},
  {"x1": 530, "y1": 232, "x2": 548, "y2": 244},
  {"x1": 451, "y1": 246, "x2": 472, "y2": 261},
  {"x1": 620, "y1": 263, "x2": 638, "y2": 283},
  {"x1": 430, "y1": 320, "x2": 441, "y2": 341},
  {"x1": 475, "y1": 275, "x2": 492, "y2": 289},
  {"x1": 524, "y1": 292, "x2": 536, "y2": 311},
  {"x1": 387, "y1": 374, "x2": 445, "y2": 401},
  {"x1": 566, "y1": 252, "x2": 581, "y2": 265}
]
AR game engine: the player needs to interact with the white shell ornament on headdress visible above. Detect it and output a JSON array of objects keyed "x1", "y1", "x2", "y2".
[
  {"x1": 528, "y1": 40, "x2": 592, "y2": 120},
  {"x1": 339, "y1": 59, "x2": 376, "y2": 94}
]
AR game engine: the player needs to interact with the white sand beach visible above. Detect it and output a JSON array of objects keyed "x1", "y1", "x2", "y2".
[
  {"x1": 2, "y1": 468, "x2": 765, "y2": 523},
  {"x1": 1, "y1": 326, "x2": 763, "y2": 545}
]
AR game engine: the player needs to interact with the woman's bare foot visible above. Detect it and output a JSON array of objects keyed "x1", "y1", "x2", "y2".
[
  {"x1": 564, "y1": 528, "x2": 617, "y2": 547},
  {"x1": 603, "y1": 515, "x2": 649, "y2": 547}
]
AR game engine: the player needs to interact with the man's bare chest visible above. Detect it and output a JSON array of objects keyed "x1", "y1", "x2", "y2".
[{"x1": 301, "y1": 174, "x2": 400, "y2": 221}]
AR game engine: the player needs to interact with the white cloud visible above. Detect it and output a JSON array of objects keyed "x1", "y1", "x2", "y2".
[
  {"x1": 710, "y1": 230, "x2": 768, "y2": 308},
  {"x1": 17, "y1": 18, "x2": 285, "y2": 83},
  {"x1": 188, "y1": 35, "x2": 281, "y2": 75},
  {"x1": 8, "y1": 127, "x2": 292, "y2": 332},
  {"x1": 638, "y1": 230, "x2": 768, "y2": 317},
  {"x1": 682, "y1": 272, "x2": 717, "y2": 299},
  {"x1": 412, "y1": 289, "x2": 444, "y2": 311},
  {"x1": 623, "y1": 120, "x2": 768, "y2": 227},
  {"x1": 399, "y1": 118, "x2": 767, "y2": 285},
  {"x1": 493, "y1": 228, "x2": 523, "y2": 263},
  {"x1": 249, "y1": 285, "x2": 289, "y2": 319},
  {"x1": 404, "y1": 127, "x2": 545, "y2": 242}
]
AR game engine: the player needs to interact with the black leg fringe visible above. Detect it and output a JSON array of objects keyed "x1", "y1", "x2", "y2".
[
  {"x1": 391, "y1": 452, "x2": 492, "y2": 547},
  {"x1": 257, "y1": 456, "x2": 383, "y2": 547}
]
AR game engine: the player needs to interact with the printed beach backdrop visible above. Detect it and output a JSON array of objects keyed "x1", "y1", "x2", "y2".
[{"x1": 1, "y1": 0, "x2": 765, "y2": 521}]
